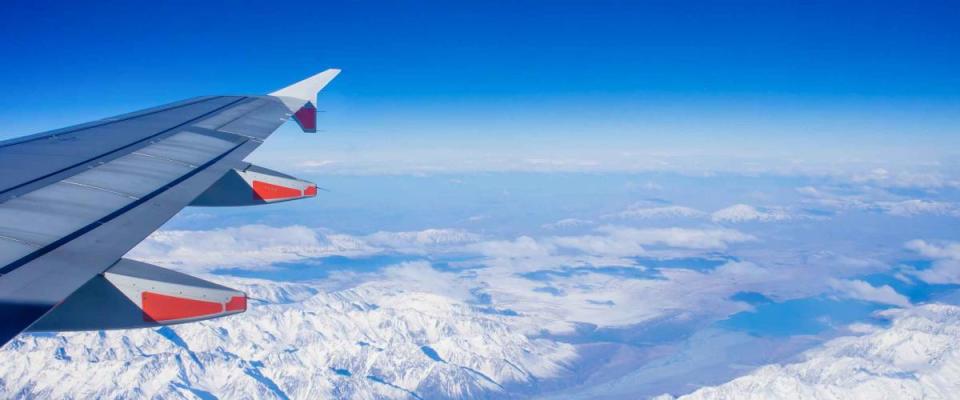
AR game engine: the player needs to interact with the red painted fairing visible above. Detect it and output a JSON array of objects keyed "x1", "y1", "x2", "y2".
[
  {"x1": 252, "y1": 180, "x2": 302, "y2": 201},
  {"x1": 142, "y1": 292, "x2": 224, "y2": 322},
  {"x1": 225, "y1": 296, "x2": 247, "y2": 312},
  {"x1": 293, "y1": 103, "x2": 317, "y2": 133}
]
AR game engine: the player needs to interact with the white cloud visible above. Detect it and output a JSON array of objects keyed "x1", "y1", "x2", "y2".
[
  {"x1": 591, "y1": 226, "x2": 755, "y2": 250},
  {"x1": 711, "y1": 204, "x2": 793, "y2": 223},
  {"x1": 127, "y1": 226, "x2": 480, "y2": 272},
  {"x1": 297, "y1": 159, "x2": 337, "y2": 169},
  {"x1": 549, "y1": 232, "x2": 647, "y2": 257},
  {"x1": 127, "y1": 223, "x2": 761, "y2": 331},
  {"x1": 795, "y1": 186, "x2": 821, "y2": 197},
  {"x1": 873, "y1": 200, "x2": 960, "y2": 217},
  {"x1": 127, "y1": 225, "x2": 365, "y2": 271},
  {"x1": 828, "y1": 279, "x2": 911, "y2": 307},
  {"x1": 906, "y1": 240, "x2": 960, "y2": 260},
  {"x1": 912, "y1": 261, "x2": 960, "y2": 286},
  {"x1": 363, "y1": 228, "x2": 482, "y2": 253},
  {"x1": 522, "y1": 158, "x2": 601, "y2": 169},
  {"x1": 850, "y1": 168, "x2": 960, "y2": 190},
  {"x1": 541, "y1": 218, "x2": 594, "y2": 230},
  {"x1": 259, "y1": 140, "x2": 960, "y2": 184},
  {"x1": 606, "y1": 204, "x2": 706, "y2": 220},
  {"x1": 467, "y1": 236, "x2": 555, "y2": 259},
  {"x1": 125, "y1": 221, "x2": 900, "y2": 341},
  {"x1": 797, "y1": 186, "x2": 960, "y2": 217},
  {"x1": 467, "y1": 226, "x2": 755, "y2": 260},
  {"x1": 796, "y1": 185, "x2": 869, "y2": 210},
  {"x1": 611, "y1": 200, "x2": 812, "y2": 226},
  {"x1": 904, "y1": 240, "x2": 960, "y2": 285}
]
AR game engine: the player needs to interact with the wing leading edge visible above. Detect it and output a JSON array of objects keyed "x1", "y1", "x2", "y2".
[{"x1": 0, "y1": 69, "x2": 340, "y2": 348}]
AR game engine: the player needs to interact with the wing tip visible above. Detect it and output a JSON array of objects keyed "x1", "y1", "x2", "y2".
[{"x1": 269, "y1": 68, "x2": 341, "y2": 105}]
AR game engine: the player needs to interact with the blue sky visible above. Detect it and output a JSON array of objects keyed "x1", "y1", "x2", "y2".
[{"x1": 1, "y1": 1, "x2": 958, "y2": 167}]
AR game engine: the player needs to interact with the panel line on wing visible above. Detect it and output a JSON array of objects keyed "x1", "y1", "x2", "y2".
[
  {"x1": 193, "y1": 98, "x2": 266, "y2": 131},
  {"x1": 0, "y1": 97, "x2": 249, "y2": 202},
  {"x1": 0, "y1": 234, "x2": 42, "y2": 248},
  {"x1": 218, "y1": 100, "x2": 291, "y2": 139},
  {"x1": 0, "y1": 236, "x2": 41, "y2": 272},
  {"x1": 213, "y1": 99, "x2": 273, "y2": 130},
  {"x1": 0, "y1": 96, "x2": 225, "y2": 150},
  {"x1": 0, "y1": 134, "x2": 248, "y2": 274},
  {"x1": 67, "y1": 153, "x2": 194, "y2": 199},
  {"x1": 61, "y1": 180, "x2": 141, "y2": 200},
  {"x1": 189, "y1": 126, "x2": 265, "y2": 144},
  {"x1": 134, "y1": 131, "x2": 240, "y2": 167},
  {"x1": 131, "y1": 151, "x2": 198, "y2": 168}
]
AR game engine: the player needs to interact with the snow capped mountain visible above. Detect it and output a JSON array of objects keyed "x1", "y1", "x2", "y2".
[
  {"x1": 710, "y1": 204, "x2": 792, "y2": 223},
  {"x1": 0, "y1": 278, "x2": 575, "y2": 399},
  {"x1": 671, "y1": 304, "x2": 960, "y2": 400},
  {"x1": 606, "y1": 205, "x2": 706, "y2": 220}
]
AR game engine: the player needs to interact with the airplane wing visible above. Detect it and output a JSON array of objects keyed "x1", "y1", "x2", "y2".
[{"x1": 0, "y1": 69, "x2": 340, "y2": 348}]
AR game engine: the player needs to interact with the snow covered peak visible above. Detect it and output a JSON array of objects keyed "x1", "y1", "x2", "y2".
[
  {"x1": 0, "y1": 279, "x2": 575, "y2": 399},
  {"x1": 673, "y1": 304, "x2": 960, "y2": 400}
]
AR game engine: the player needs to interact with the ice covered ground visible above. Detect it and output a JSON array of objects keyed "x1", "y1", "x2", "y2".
[
  {"x1": 1, "y1": 278, "x2": 575, "y2": 399},
  {"x1": 672, "y1": 304, "x2": 960, "y2": 400}
]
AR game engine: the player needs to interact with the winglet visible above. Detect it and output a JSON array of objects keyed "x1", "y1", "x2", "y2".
[
  {"x1": 270, "y1": 68, "x2": 340, "y2": 110},
  {"x1": 270, "y1": 69, "x2": 340, "y2": 132}
]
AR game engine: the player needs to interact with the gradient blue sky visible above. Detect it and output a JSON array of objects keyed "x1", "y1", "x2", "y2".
[{"x1": 1, "y1": 1, "x2": 958, "y2": 169}]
